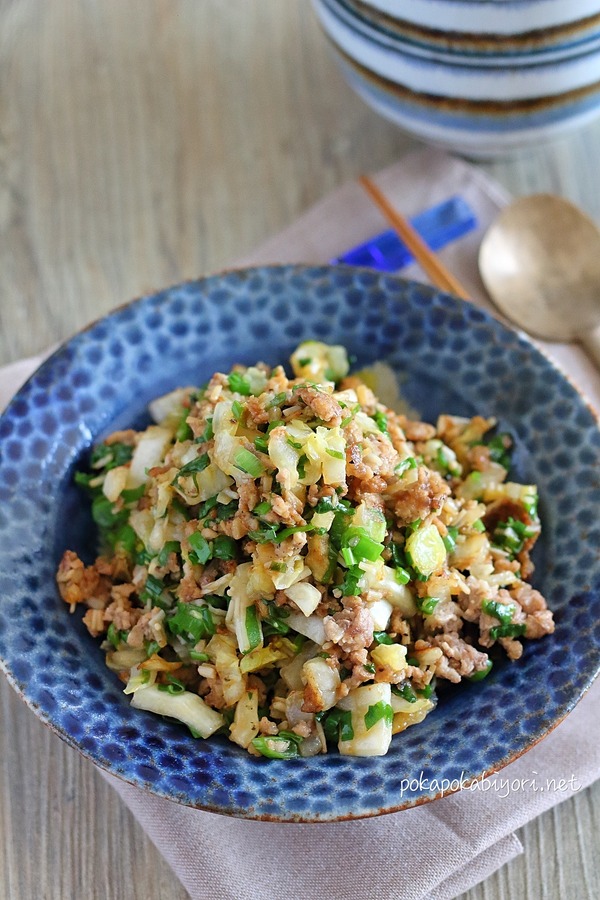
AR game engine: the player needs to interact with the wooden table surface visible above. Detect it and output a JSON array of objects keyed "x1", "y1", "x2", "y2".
[{"x1": 0, "y1": 2, "x2": 598, "y2": 898}]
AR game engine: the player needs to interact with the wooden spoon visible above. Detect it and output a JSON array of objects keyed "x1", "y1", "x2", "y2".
[{"x1": 479, "y1": 194, "x2": 600, "y2": 367}]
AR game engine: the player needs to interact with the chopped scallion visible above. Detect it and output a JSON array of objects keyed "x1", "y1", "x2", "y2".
[
  {"x1": 233, "y1": 447, "x2": 265, "y2": 478},
  {"x1": 467, "y1": 660, "x2": 493, "y2": 682},
  {"x1": 364, "y1": 701, "x2": 393, "y2": 730},
  {"x1": 212, "y1": 534, "x2": 237, "y2": 560},
  {"x1": 227, "y1": 372, "x2": 251, "y2": 395},
  {"x1": 481, "y1": 599, "x2": 515, "y2": 625},
  {"x1": 395, "y1": 457, "x2": 417, "y2": 475},
  {"x1": 372, "y1": 631, "x2": 394, "y2": 645},
  {"x1": 188, "y1": 533, "x2": 212, "y2": 566},
  {"x1": 416, "y1": 596, "x2": 440, "y2": 615},
  {"x1": 251, "y1": 735, "x2": 299, "y2": 759},
  {"x1": 489, "y1": 623, "x2": 526, "y2": 641}
]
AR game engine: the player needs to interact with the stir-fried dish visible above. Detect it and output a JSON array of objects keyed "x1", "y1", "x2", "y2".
[{"x1": 56, "y1": 342, "x2": 554, "y2": 759}]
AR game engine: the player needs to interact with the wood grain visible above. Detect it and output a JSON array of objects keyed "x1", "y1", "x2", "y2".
[{"x1": 0, "y1": 2, "x2": 598, "y2": 899}]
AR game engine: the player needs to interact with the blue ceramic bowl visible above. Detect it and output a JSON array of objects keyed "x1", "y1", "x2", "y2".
[{"x1": 0, "y1": 265, "x2": 599, "y2": 821}]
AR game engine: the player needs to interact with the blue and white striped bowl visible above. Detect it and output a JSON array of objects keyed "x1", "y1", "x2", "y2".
[
  {"x1": 313, "y1": 0, "x2": 600, "y2": 157},
  {"x1": 337, "y1": 0, "x2": 600, "y2": 65},
  {"x1": 360, "y1": 0, "x2": 600, "y2": 36}
]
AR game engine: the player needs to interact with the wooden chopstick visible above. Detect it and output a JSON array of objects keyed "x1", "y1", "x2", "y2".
[{"x1": 359, "y1": 174, "x2": 470, "y2": 300}]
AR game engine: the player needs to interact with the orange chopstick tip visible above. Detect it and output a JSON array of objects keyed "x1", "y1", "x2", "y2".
[{"x1": 358, "y1": 174, "x2": 470, "y2": 301}]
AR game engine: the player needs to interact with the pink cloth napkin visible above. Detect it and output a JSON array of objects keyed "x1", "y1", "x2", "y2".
[{"x1": 3, "y1": 148, "x2": 599, "y2": 900}]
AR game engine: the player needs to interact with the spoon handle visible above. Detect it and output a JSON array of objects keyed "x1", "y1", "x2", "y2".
[{"x1": 580, "y1": 323, "x2": 600, "y2": 371}]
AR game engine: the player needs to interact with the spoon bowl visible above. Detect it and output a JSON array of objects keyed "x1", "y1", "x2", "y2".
[{"x1": 479, "y1": 194, "x2": 600, "y2": 365}]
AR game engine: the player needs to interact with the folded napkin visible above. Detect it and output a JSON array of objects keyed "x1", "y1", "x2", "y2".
[{"x1": 3, "y1": 148, "x2": 599, "y2": 900}]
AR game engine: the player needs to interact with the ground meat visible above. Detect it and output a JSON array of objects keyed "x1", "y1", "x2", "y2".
[
  {"x1": 466, "y1": 444, "x2": 492, "y2": 472},
  {"x1": 296, "y1": 385, "x2": 343, "y2": 424},
  {"x1": 265, "y1": 366, "x2": 290, "y2": 395},
  {"x1": 422, "y1": 599, "x2": 463, "y2": 635},
  {"x1": 291, "y1": 720, "x2": 313, "y2": 738},
  {"x1": 201, "y1": 678, "x2": 226, "y2": 710},
  {"x1": 323, "y1": 597, "x2": 374, "y2": 653},
  {"x1": 56, "y1": 550, "x2": 112, "y2": 608},
  {"x1": 81, "y1": 608, "x2": 106, "y2": 637},
  {"x1": 458, "y1": 578, "x2": 530, "y2": 651},
  {"x1": 404, "y1": 664, "x2": 431, "y2": 689},
  {"x1": 257, "y1": 717, "x2": 278, "y2": 735},
  {"x1": 340, "y1": 648, "x2": 373, "y2": 691},
  {"x1": 457, "y1": 575, "x2": 496, "y2": 623},
  {"x1": 269, "y1": 492, "x2": 305, "y2": 525},
  {"x1": 397, "y1": 416, "x2": 436, "y2": 442},
  {"x1": 273, "y1": 531, "x2": 307, "y2": 559},
  {"x1": 218, "y1": 513, "x2": 255, "y2": 541},
  {"x1": 177, "y1": 568, "x2": 203, "y2": 602},
  {"x1": 494, "y1": 556, "x2": 521, "y2": 574},
  {"x1": 306, "y1": 483, "x2": 336, "y2": 507},
  {"x1": 430, "y1": 632, "x2": 490, "y2": 683},
  {"x1": 127, "y1": 610, "x2": 157, "y2": 648},
  {"x1": 245, "y1": 395, "x2": 272, "y2": 426},
  {"x1": 346, "y1": 433, "x2": 398, "y2": 501},
  {"x1": 364, "y1": 433, "x2": 398, "y2": 479},
  {"x1": 347, "y1": 475, "x2": 388, "y2": 503},
  {"x1": 389, "y1": 609, "x2": 411, "y2": 644},
  {"x1": 150, "y1": 550, "x2": 181, "y2": 580},
  {"x1": 499, "y1": 637, "x2": 523, "y2": 660},
  {"x1": 237, "y1": 480, "x2": 259, "y2": 517},
  {"x1": 104, "y1": 429, "x2": 138, "y2": 447},
  {"x1": 103, "y1": 583, "x2": 140, "y2": 631},
  {"x1": 510, "y1": 582, "x2": 555, "y2": 639},
  {"x1": 95, "y1": 557, "x2": 117, "y2": 577},
  {"x1": 390, "y1": 466, "x2": 450, "y2": 525},
  {"x1": 203, "y1": 372, "x2": 228, "y2": 403},
  {"x1": 337, "y1": 378, "x2": 377, "y2": 415},
  {"x1": 198, "y1": 559, "x2": 236, "y2": 587}
]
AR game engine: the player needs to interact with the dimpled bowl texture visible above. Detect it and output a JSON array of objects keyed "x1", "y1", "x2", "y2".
[{"x1": 0, "y1": 265, "x2": 598, "y2": 822}]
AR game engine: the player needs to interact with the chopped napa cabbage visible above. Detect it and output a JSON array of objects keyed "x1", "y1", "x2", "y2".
[
  {"x1": 229, "y1": 688, "x2": 260, "y2": 748},
  {"x1": 360, "y1": 561, "x2": 416, "y2": 616},
  {"x1": 450, "y1": 533, "x2": 491, "y2": 572},
  {"x1": 366, "y1": 597, "x2": 394, "y2": 631},
  {"x1": 128, "y1": 426, "x2": 172, "y2": 488},
  {"x1": 206, "y1": 633, "x2": 246, "y2": 706},
  {"x1": 337, "y1": 683, "x2": 393, "y2": 757},
  {"x1": 285, "y1": 612, "x2": 326, "y2": 646},
  {"x1": 290, "y1": 341, "x2": 349, "y2": 384},
  {"x1": 244, "y1": 367, "x2": 268, "y2": 396},
  {"x1": 371, "y1": 642, "x2": 407, "y2": 674},
  {"x1": 284, "y1": 581, "x2": 322, "y2": 617},
  {"x1": 148, "y1": 387, "x2": 197, "y2": 428},
  {"x1": 122, "y1": 666, "x2": 155, "y2": 694},
  {"x1": 268, "y1": 426, "x2": 301, "y2": 490},
  {"x1": 279, "y1": 640, "x2": 319, "y2": 691},
  {"x1": 302, "y1": 657, "x2": 340, "y2": 711},
  {"x1": 131, "y1": 684, "x2": 224, "y2": 738},
  {"x1": 392, "y1": 698, "x2": 435, "y2": 734},
  {"x1": 352, "y1": 503, "x2": 386, "y2": 542},
  {"x1": 240, "y1": 644, "x2": 287, "y2": 674},
  {"x1": 102, "y1": 465, "x2": 128, "y2": 502},
  {"x1": 226, "y1": 563, "x2": 263, "y2": 654},
  {"x1": 174, "y1": 460, "x2": 232, "y2": 504}
]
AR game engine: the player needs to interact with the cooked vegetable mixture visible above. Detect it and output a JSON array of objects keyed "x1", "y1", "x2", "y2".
[{"x1": 57, "y1": 342, "x2": 554, "y2": 758}]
